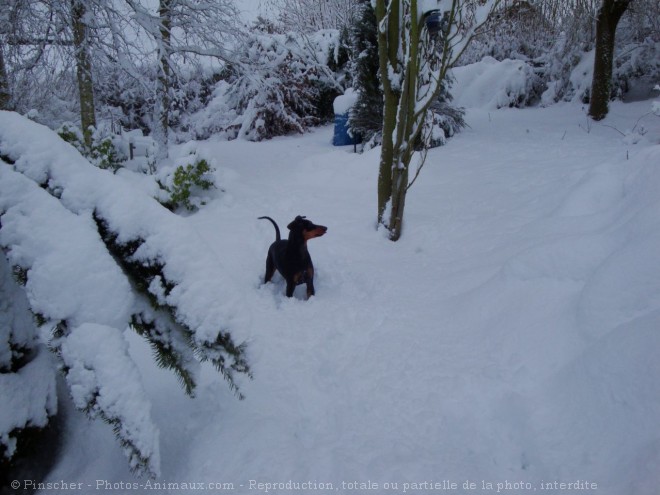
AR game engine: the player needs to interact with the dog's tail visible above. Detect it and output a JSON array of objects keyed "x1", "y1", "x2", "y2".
[{"x1": 258, "y1": 216, "x2": 281, "y2": 242}]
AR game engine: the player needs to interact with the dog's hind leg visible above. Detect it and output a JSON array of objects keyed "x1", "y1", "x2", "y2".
[{"x1": 264, "y1": 254, "x2": 276, "y2": 284}]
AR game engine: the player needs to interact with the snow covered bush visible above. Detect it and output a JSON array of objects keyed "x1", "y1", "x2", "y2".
[
  {"x1": 459, "y1": 0, "x2": 555, "y2": 64},
  {"x1": 452, "y1": 57, "x2": 542, "y2": 109},
  {"x1": 57, "y1": 123, "x2": 127, "y2": 172},
  {"x1": 0, "y1": 111, "x2": 252, "y2": 477},
  {"x1": 458, "y1": 0, "x2": 583, "y2": 106},
  {"x1": 611, "y1": 0, "x2": 660, "y2": 100},
  {"x1": 186, "y1": 23, "x2": 345, "y2": 141},
  {"x1": 0, "y1": 255, "x2": 57, "y2": 486},
  {"x1": 157, "y1": 158, "x2": 217, "y2": 212}
]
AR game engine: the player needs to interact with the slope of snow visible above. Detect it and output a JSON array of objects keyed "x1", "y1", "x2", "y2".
[{"x1": 39, "y1": 100, "x2": 660, "y2": 494}]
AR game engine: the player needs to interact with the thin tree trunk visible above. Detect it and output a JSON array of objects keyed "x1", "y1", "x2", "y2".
[
  {"x1": 0, "y1": 43, "x2": 9, "y2": 110},
  {"x1": 71, "y1": 0, "x2": 96, "y2": 148},
  {"x1": 376, "y1": 0, "x2": 399, "y2": 226},
  {"x1": 376, "y1": 0, "x2": 499, "y2": 240},
  {"x1": 155, "y1": 0, "x2": 172, "y2": 159},
  {"x1": 588, "y1": 0, "x2": 631, "y2": 121}
]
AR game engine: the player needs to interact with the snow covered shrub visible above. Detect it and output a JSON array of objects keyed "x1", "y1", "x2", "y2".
[
  {"x1": 57, "y1": 123, "x2": 86, "y2": 155},
  {"x1": 457, "y1": 1, "x2": 555, "y2": 106},
  {"x1": 159, "y1": 158, "x2": 217, "y2": 212},
  {"x1": 57, "y1": 123, "x2": 126, "y2": 171},
  {"x1": 611, "y1": 0, "x2": 660, "y2": 100},
  {"x1": 188, "y1": 23, "x2": 344, "y2": 141},
  {"x1": 90, "y1": 136, "x2": 127, "y2": 172},
  {"x1": 462, "y1": 0, "x2": 660, "y2": 106},
  {"x1": 459, "y1": 0, "x2": 555, "y2": 64},
  {"x1": 453, "y1": 57, "x2": 544, "y2": 109},
  {"x1": 612, "y1": 40, "x2": 660, "y2": 101},
  {"x1": 0, "y1": 255, "x2": 58, "y2": 488},
  {"x1": 457, "y1": 0, "x2": 595, "y2": 105}
]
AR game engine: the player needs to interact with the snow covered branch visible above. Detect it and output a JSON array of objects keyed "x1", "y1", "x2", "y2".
[{"x1": 0, "y1": 111, "x2": 252, "y2": 476}]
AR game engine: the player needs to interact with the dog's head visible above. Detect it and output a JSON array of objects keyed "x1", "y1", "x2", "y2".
[{"x1": 288, "y1": 215, "x2": 328, "y2": 241}]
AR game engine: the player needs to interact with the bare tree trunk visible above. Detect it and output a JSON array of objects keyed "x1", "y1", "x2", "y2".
[
  {"x1": 71, "y1": 0, "x2": 96, "y2": 148},
  {"x1": 376, "y1": 0, "x2": 424, "y2": 241},
  {"x1": 376, "y1": 0, "x2": 500, "y2": 240},
  {"x1": 0, "y1": 44, "x2": 9, "y2": 110},
  {"x1": 588, "y1": 0, "x2": 631, "y2": 121},
  {"x1": 154, "y1": 0, "x2": 172, "y2": 159},
  {"x1": 376, "y1": 0, "x2": 398, "y2": 227},
  {"x1": 387, "y1": 14, "x2": 422, "y2": 241}
]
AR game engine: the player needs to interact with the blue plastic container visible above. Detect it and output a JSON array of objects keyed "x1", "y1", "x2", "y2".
[{"x1": 333, "y1": 112, "x2": 359, "y2": 146}]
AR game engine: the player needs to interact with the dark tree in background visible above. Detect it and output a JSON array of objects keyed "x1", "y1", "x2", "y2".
[
  {"x1": 589, "y1": 0, "x2": 633, "y2": 120},
  {"x1": 348, "y1": 0, "x2": 382, "y2": 145},
  {"x1": 0, "y1": 50, "x2": 8, "y2": 110}
]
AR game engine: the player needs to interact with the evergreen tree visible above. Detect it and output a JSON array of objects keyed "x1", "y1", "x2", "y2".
[{"x1": 348, "y1": 0, "x2": 382, "y2": 145}]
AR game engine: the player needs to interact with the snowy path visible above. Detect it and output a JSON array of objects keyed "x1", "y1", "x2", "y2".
[{"x1": 46, "y1": 102, "x2": 660, "y2": 494}]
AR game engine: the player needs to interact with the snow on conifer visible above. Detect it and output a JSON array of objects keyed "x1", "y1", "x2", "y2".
[
  {"x1": 0, "y1": 110, "x2": 252, "y2": 476},
  {"x1": 0, "y1": 256, "x2": 57, "y2": 464}
]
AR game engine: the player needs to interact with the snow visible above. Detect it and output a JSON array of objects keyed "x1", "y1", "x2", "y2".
[
  {"x1": 0, "y1": 346, "x2": 56, "y2": 457},
  {"x1": 0, "y1": 165, "x2": 134, "y2": 330},
  {"x1": 2, "y1": 95, "x2": 659, "y2": 493},
  {"x1": 333, "y1": 88, "x2": 359, "y2": 115},
  {"x1": 0, "y1": 246, "x2": 57, "y2": 459},
  {"x1": 59, "y1": 323, "x2": 161, "y2": 475}
]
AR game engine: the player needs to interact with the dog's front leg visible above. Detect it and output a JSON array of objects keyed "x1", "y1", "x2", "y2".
[
  {"x1": 305, "y1": 281, "x2": 315, "y2": 299},
  {"x1": 285, "y1": 280, "x2": 296, "y2": 298},
  {"x1": 305, "y1": 266, "x2": 315, "y2": 299}
]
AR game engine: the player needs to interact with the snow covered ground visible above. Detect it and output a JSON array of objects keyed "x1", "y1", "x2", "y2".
[{"x1": 38, "y1": 98, "x2": 660, "y2": 494}]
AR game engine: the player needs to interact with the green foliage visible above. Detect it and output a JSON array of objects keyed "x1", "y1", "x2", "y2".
[
  {"x1": 11, "y1": 265, "x2": 28, "y2": 286},
  {"x1": 57, "y1": 123, "x2": 86, "y2": 155},
  {"x1": 160, "y1": 158, "x2": 216, "y2": 211},
  {"x1": 57, "y1": 123, "x2": 126, "y2": 172},
  {"x1": 91, "y1": 137, "x2": 125, "y2": 172}
]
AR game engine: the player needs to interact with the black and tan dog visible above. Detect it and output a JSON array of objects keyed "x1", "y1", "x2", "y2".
[{"x1": 259, "y1": 215, "x2": 327, "y2": 298}]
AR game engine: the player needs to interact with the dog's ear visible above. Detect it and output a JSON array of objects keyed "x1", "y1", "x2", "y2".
[{"x1": 287, "y1": 215, "x2": 306, "y2": 230}]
